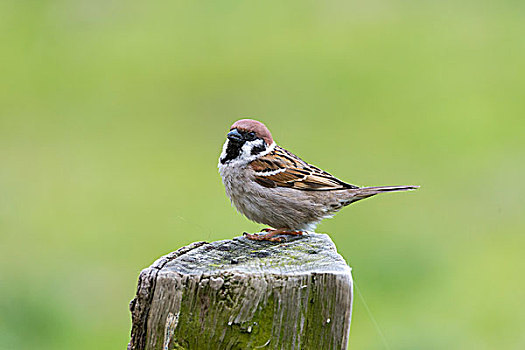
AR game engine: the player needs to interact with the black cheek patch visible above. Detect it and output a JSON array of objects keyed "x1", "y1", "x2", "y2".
[{"x1": 251, "y1": 144, "x2": 266, "y2": 155}]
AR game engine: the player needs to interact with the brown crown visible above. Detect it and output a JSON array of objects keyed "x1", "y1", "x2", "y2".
[{"x1": 230, "y1": 119, "x2": 274, "y2": 146}]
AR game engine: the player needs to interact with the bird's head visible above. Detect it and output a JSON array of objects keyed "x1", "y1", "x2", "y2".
[{"x1": 219, "y1": 119, "x2": 274, "y2": 165}]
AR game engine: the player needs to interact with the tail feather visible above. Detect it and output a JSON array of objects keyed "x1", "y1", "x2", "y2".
[{"x1": 350, "y1": 185, "x2": 419, "y2": 201}]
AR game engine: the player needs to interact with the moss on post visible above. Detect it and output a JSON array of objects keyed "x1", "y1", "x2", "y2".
[{"x1": 128, "y1": 233, "x2": 353, "y2": 350}]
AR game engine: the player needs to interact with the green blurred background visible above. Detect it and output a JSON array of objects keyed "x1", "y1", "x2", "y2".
[{"x1": 1, "y1": 1, "x2": 524, "y2": 349}]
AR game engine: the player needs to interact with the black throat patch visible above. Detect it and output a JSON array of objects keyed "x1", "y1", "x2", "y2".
[{"x1": 220, "y1": 141, "x2": 244, "y2": 164}]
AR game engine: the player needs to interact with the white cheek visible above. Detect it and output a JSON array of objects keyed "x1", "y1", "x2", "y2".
[
  {"x1": 219, "y1": 140, "x2": 230, "y2": 162},
  {"x1": 218, "y1": 139, "x2": 276, "y2": 168},
  {"x1": 240, "y1": 139, "x2": 263, "y2": 157}
]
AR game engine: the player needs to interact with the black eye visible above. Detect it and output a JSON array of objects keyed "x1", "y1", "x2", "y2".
[{"x1": 245, "y1": 132, "x2": 256, "y2": 141}]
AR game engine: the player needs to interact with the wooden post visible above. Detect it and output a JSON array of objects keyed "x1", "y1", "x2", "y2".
[{"x1": 128, "y1": 233, "x2": 353, "y2": 350}]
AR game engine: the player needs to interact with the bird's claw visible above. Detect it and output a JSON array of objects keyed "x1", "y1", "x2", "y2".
[
  {"x1": 243, "y1": 231, "x2": 284, "y2": 242},
  {"x1": 244, "y1": 229, "x2": 304, "y2": 242}
]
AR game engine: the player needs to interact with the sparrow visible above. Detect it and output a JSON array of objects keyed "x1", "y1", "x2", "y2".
[{"x1": 218, "y1": 119, "x2": 419, "y2": 242}]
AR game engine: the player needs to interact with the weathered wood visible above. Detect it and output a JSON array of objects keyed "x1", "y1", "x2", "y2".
[{"x1": 128, "y1": 233, "x2": 353, "y2": 350}]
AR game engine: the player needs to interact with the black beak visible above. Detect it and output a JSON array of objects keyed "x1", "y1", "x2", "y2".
[{"x1": 227, "y1": 129, "x2": 243, "y2": 143}]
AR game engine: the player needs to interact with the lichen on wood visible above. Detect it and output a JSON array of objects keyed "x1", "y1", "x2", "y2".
[{"x1": 128, "y1": 233, "x2": 353, "y2": 350}]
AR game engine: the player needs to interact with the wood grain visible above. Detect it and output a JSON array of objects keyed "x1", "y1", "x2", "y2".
[{"x1": 128, "y1": 233, "x2": 353, "y2": 350}]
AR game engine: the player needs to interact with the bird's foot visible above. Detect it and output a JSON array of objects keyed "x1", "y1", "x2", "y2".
[{"x1": 243, "y1": 229, "x2": 305, "y2": 242}]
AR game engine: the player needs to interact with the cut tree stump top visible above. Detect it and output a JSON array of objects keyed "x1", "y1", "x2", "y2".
[
  {"x1": 129, "y1": 233, "x2": 353, "y2": 350},
  {"x1": 163, "y1": 233, "x2": 350, "y2": 275}
]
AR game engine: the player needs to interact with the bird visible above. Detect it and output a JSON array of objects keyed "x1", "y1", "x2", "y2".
[{"x1": 218, "y1": 119, "x2": 419, "y2": 242}]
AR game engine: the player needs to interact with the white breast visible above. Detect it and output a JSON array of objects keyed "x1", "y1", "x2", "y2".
[{"x1": 218, "y1": 141, "x2": 325, "y2": 231}]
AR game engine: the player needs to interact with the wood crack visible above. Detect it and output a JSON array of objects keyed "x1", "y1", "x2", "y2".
[
  {"x1": 128, "y1": 241, "x2": 208, "y2": 350},
  {"x1": 129, "y1": 234, "x2": 352, "y2": 350}
]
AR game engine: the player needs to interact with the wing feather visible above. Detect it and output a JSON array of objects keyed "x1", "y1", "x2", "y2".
[{"x1": 250, "y1": 146, "x2": 358, "y2": 191}]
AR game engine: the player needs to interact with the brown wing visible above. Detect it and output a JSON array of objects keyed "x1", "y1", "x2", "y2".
[{"x1": 250, "y1": 146, "x2": 359, "y2": 191}]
